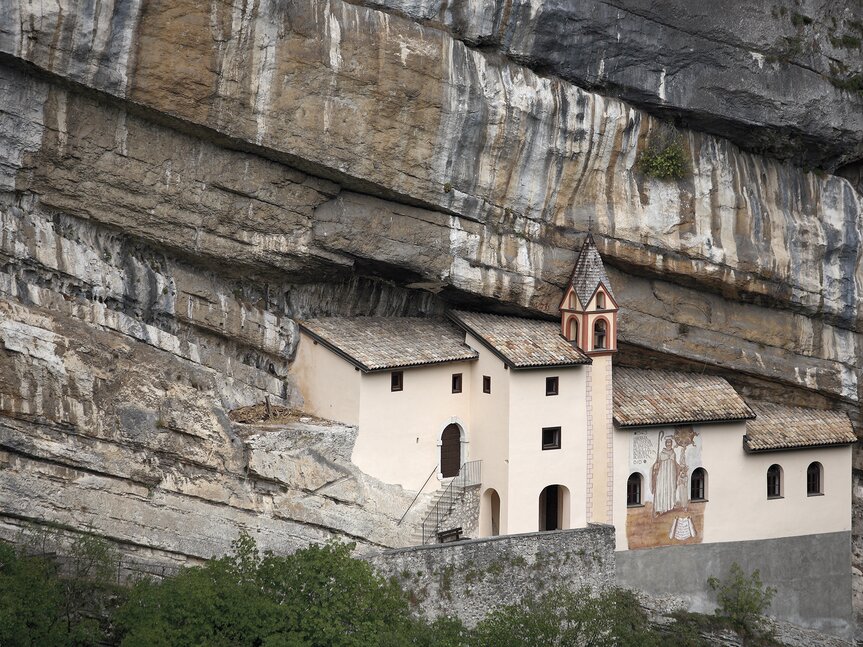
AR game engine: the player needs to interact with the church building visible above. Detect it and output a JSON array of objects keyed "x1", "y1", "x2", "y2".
[{"x1": 292, "y1": 234, "x2": 855, "y2": 568}]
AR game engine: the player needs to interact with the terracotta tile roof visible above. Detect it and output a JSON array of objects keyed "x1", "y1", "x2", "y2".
[
  {"x1": 744, "y1": 402, "x2": 857, "y2": 451},
  {"x1": 568, "y1": 233, "x2": 615, "y2": 307},
  {"x1": 613, "y1": 367, "x2": 754, "y2": 427},
  {"x1": 450, "y1": 311, "x2": 591, "y2": 369},
  {"x1": 298, "y1": 317, "x2": 477, "y2": 371}
]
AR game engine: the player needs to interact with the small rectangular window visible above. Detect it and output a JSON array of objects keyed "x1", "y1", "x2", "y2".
[
  {"x1": 451, "y1": 373, "x2": 462, "y2": 394},
  {"x1": 391, "y1": 371, "x2": 403, "y2": 392},
  {"x1": 482, "y1": 375, "x2": 491, "y2": 394},
  {"x1": 546, "y1": 376, "x2": 559, "y2": 396},
  {"x1": 542, "y1": 426, "x2": 561, "y2": 450}
]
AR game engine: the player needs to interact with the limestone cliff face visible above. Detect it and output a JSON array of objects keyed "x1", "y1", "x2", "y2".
[
  {"x1": 370, "y1": 0, "x2": 863, "y2": 173},
  {"x1": 0, "y1": 0, "x2": 860, "y2": 614}
]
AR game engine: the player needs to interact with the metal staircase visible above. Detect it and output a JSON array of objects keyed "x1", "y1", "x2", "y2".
[{"x1": 420, "y1": 460, "x2": 481, "y2": 544}]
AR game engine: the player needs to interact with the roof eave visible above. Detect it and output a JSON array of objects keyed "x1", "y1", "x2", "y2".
[
  {"x1": 364, "y1": 355, "x2": 479, "y2": 373},
  {"x1": 614, "y1": 414, "x2": 755, "y2": 429},
  {"x1": 510, "y1": 359, "x2": 592, "y2": 370},
  {"x1": 742, "y1": 436, "x2": 857, "y2": 453}
]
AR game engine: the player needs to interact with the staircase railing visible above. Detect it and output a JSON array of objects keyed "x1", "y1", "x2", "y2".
[
  {"x1": 421, "y1": 460, "x2": 482, "y2": 544},
  {"x1": 398, "y1": 465, "x2": 439, "y2": 525}
]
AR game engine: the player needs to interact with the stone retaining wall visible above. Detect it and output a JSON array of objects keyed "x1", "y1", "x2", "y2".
[{"x1": 371, "y1": 524, "x2": 615, "y2": 627}]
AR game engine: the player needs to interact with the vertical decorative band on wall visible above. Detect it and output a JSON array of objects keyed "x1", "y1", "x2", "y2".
[
  {"x1": 585, "y1": 364, "x2": 594, "y2": 523},
  {"x1": 605, "y1": 362, "x2": 614, "y2": 523}
]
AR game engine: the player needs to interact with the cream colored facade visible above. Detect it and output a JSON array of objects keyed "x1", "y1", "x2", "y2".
[
  {"x1": 294, "y1": 326, "x2": 601, "y2": 536},
  {"x1": 295, "y1": 321, "x2": 853, "y2": 552},
  {"x1": 293, "y1": 235, "x2": 852, "y2": 552},
  {"x1": 612, "y1": 421, "x2": 852, "y2": 551},
  {"x1": 292, "y1": 333, "x2": 361, "y2": 425}
]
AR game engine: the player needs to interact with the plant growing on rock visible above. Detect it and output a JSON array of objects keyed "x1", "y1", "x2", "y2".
[{"x1": 638, "y1": 134, "x2": 689, "y2": 181}]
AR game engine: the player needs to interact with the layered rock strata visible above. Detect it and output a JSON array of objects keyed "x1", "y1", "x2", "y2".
[{"x1": 0, "y1": 0, "x2": 859, "y2": 629}]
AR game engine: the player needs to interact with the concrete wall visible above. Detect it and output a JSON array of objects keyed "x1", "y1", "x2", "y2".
[
  {"x1": 372, "y1": 525, "x2": 616, "y2": 627},
  {"x1": 466, "y1": 333, "x2": 511, "y2": 535},
  {"x1": 505, "y1": 365, "x2": 588, "y2": 534},
  {"x1": 293, "y1": 333, "x2": 361, "y2": 425},
  {"x1": 616, "y1": 531, "x2": 854, "y2": 640},
  {"x1": 355, "y1": 360, "x2": 475, "y2": 491},
  {"x1": 613, "y1": 422, "x2": 852, "y2": 550}
]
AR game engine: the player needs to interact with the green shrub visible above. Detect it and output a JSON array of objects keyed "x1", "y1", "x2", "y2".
[
  {"x1": 472, "y1": 586, "x2": 663, "y2": 647},
  {"x1": 0, "y1": 535, "x2": 122, "y2": 647},
  {"x1": 707, "y1": 562, "x2": 776, "y2": 638},
  {"x1": 116, "y1": 534, "x2": 427, "y2": 647},
  {"x1": 638, "y1": 138, "x2": 688, "y2": 180}
]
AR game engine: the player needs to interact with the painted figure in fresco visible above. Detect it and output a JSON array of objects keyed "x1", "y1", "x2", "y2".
[{"x1": 651, "y1": 436, "x2": 679, "y2": 515}]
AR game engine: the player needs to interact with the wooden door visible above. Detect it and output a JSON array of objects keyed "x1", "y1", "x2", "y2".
[{"x1": 440, "y1": 425, "x2": 461, "y2": 478}]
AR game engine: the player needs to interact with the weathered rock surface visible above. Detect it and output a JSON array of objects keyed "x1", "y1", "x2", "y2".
[
  {"x1": 0, "y1": 0, "x2": 860, "y2": 634},
  {"x1": 0, "y1": 285, "x2": 438, "y2": 573},
  {"x1": 369, "y1": 0, "x2": 863, "y2": 173}
]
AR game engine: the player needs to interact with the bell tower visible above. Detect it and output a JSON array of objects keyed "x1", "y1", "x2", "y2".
[
  {"x1": 558, "y1": 233, "x2": 618, "y2": 354},
  {"x1": 559, "y1": 232, "x2": 619, "y2": 525}
]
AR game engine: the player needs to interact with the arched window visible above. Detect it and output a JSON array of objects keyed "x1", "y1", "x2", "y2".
[
  {"x1": 690, "y1": 468, "x2": 707, "y2": 501},
  {"x1": 767, "y1": 464, "x2": 782, "y2": 499},
  {"x1": 596, "y1": 292, "x2": 606, "y2": 309},
  {"x1": 567, "y1": 317, "x2": 578, "y2": 344},
  {"x1": 440, "y1": 424, "x2": 461, "y2": 478},
  {"x1": 593, "y1": 319, "x2": 607, "y2": 350},
  {"x1": 626, "y1": 473, "x2": 642, "y2": 506},
  {"x1": 807, "y1": 462, "x2": 823, "y2": 496}
]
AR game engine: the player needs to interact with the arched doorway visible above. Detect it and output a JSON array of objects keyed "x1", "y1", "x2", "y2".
[
  {"x1": 538, "y1": 484, "x2": 570, "y2": 531},
  {"x1": 481, "y1": 488, "x2": 500, "y2": 537},
  {"x1": 440, "y1": 424, "x2": 461, "y2": 478}
]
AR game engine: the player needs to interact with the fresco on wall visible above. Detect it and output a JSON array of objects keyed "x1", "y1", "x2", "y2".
[{"x1": 626, "y1": 425, "x2": 705, "y2": 549}]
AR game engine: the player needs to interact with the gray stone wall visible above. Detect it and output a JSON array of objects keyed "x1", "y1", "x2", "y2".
[
  {"x1": 433, "y1": 485, "x2": 480, "y2": 540},
  {"x1": 371, "y1": 525, "x2": 616, "y2": 627},
  {"x1": 616, "y1": 531, "x2": 854, "y2": 641}
]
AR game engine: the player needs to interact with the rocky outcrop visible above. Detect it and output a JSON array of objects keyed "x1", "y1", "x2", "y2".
[
  {"x1": 0, "y1": 0, "x2": 860, "y2": 630},
  {"x1": 0, "y1": 286, "x2": 438, "y2": 573}
]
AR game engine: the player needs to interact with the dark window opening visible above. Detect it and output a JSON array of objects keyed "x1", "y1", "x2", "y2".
[
  {"x1": 542, "y1": 426, "x2": 561, "y2": 450},
  {"x1": 596, "y1": 292, "x2": 606, "y2": 309},
  {"x1": 627, "y1": 473, "x2": 642, "y2": 506},
  {"x1": 594, "y1": 319, "x2": 607, "y2": 350},
  {"x1": 391, "y1": 371, "x2": 403, "y2": 392},
  {"x1": 767, "y1": 464, "x2": 782, "y2": 499},
  {"x1": 451, "y1": 373, "x2": 462, "y2": 393},
  {"x1": 690, "y1": 468, "x2": 707, "y2": 501},
  {"x1": 483, "y1": 375, "x2": 491, "y2": 394},
  {"x1": 546, "y1": 376, "x2": 559, "y2": 396},
  {"x1": 807, "y1": 462, "x2": 823, "y2": 496}
]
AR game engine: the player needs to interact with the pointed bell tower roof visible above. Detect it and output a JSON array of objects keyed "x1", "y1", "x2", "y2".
[{"x1": 566, "y1": 233, "x2": 615, "y2": 308}]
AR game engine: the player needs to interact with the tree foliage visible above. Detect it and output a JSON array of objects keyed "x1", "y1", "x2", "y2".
[
  {"x1": 708, "y1": 562, "x2": 776, "y2": 637},
  {"x1": 472, "y1": 587, "x2": 663, "y2": 647},
  {"x1": 116, "y1": 535, "x2": 423, "y2": 647},
  {"x1": 0, "y1": 535, "x2": 121, "y2": 646},
  {"x1": 0, "y1": 532, "x2": 781, "y2": 647}
]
